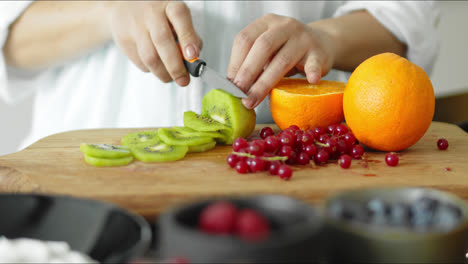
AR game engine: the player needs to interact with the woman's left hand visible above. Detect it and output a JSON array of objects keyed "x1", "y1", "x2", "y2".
[{"x1": 227, "y1": 14, "x2": 336, "y2": 109}]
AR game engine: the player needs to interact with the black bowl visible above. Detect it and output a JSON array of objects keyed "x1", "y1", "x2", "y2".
[
  {"x1": 324, "y1": 187, "x2": 468, "y2": 263},
  {"x1": 0, "y1": 193, "x2": 151, "y2": 263},
  {"x1": 158, "y1": 195, "x2": 325, "y2": 263}
]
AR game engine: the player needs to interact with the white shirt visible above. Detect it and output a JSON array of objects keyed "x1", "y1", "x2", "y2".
[{"x1": 0, "y1": 1, "x2": 440, "y2": 155}]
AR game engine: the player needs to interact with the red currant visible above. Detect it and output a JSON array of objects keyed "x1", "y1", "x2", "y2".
[
  {"x1": 336, "y1": 139, "x2": 349, "y2": 155},
  {"x1": 232, "y1": 137, "x2": 248, "y2": 152},
  {"x1": 351, "y1": 144, "x2": 364, "y2": 159},
  {"x1": 324, "y1": 138, "x2": 338, "y2": 155},
  {"x1": 199, "y1": 201, "x2": 238, "y2": 234},
  {"x1": 260, "y1": 127, "x2": 275, "y2": 139},
  {"x1": 303, "y1": 144, "x2": 317, "y2": 157},
  {"x1": 226, "y1": 154, "x2": 238, "y2": 167},
  {"x1": 327, "y1": 124, "x2": 337, "y2": 135},
  {"x1": 297, "y1": 152, "x2": 310, "y2": 165},
  {"x1": 315, "y1": 149, "x2": 329, "y2": 164},
  {"x1": 335, "y1": 124, "x2": 349, "y2": 136},
  {"x1": 300, "y1": 133, "x2": 314, "y2": 146},
  {"x1": 437, "y1": 138, "x2": 449, "y2": 150},
  {"x1": 343, "y1": 132, "x2": 356, "y2": 147},
  {"x1": 268, "y1": 161, "x2": 282, "y2": 175},
  {"x1": 314, "y1": 126, "x2": 326, "y2": 137},
  {"x1": 385, "y1": 152, "x2": 399, "y2": 166},
  {"x1": 235, "y1": 161, "x2": 249, "y2": 174},
  {"x1": 248, "y1": 140, "x2": 265, "y2": 156},
  {"x1": 280, "y1": 133, "x2": 294, "y2": 147},
  {"x1": 318, "y1": 134, "x2": 329, "y2": 144},
  {"x1": 339, "y1": 154, "x2": 352, "y2": 169},
  {"x1": 277, "y1": 165, "x2": 293, "y2": 180},
  {"x1": 279, "y1": 145, "x2": 293, "y2": 158},
  {"x1": 288, "y1": 125, "x2": 300, "y2": 132},
  {"x1": 249, "y1": 157, "x2": 266, "y2": 172},
  {"x1": 286, "y1": 152, "x2": 298, "y2": 165},
  {"x1": 265, "y1": 135, "x2": 280, "y2": 152},
  {"x1": 235, "y1": 209, "x2": 270, "y2": 241}
]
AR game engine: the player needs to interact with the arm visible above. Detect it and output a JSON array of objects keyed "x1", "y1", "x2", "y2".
[
  {"x1": 3, "y1": 1, "x2": 111, "y2": 70},
  {"x1": 310, "y1": 11, "x2": 407, "y2": 72},
  {"x1": 3, "y1": 1, "x2": 201, "y2": 87},
  {"x1": 227, "y1": 11, "x2": 407, "y2": 109}
]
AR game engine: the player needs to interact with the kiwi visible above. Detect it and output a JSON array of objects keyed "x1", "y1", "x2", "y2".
[
  {"x1": 121, "y1": 131, "x2": 160, "y2": 147},
  {"x1": 201, "y1": 89, "x2": 256, "y2": 144},
  {"x1": 158, "y1": 127, "x2": 214, "y2": 146},
  {"x1": 132, "y1": 142, "x2": 188, "y2": 162},
  {"x1": 183, "y1": 111, "x2": 232, "y2": 131},
  {"x1": 187, "y1": 140, "x2": 216, "y2": 153},
  {"x1": 80, "y1": 143, "x2": 132, "y2": 159},
  {"x1": 84, "y1": 154, "x2": 133, "y2": 167}
]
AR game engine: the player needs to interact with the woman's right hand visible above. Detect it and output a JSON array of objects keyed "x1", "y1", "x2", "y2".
[{"x1": 107, "y1": 1, "x2": 202, "y2": 86}]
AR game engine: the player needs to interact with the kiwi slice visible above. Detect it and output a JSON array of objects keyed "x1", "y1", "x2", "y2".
[
  {"x1": 188, "y1": 140, "x2": 216, "y2": 153},
  {"x1": 80, "y1": 143, "x2": 132, "y2": 159},
  {"x1": 183, "y1": 111, "x2": 231, "y2": 132},
  {"x1": 132, "y1": 142, "x2": 188, "y2": 162},
  {"x1": 201, "y1": 89, "x2": 256, "y2": 144},
  {"x1": 158, "y1": 128, "x2": 214, "y2": 146},
  {"x1": 84, "y1": 154, "x2": 133, "y2": 167},
  {"x1": 121, "y1": 131, "x2": 160, "y2": 147}
]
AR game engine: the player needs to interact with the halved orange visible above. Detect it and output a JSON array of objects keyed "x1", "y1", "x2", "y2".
[{"x1": 269, "y1": 78, "x2": 345, "y2": 130}]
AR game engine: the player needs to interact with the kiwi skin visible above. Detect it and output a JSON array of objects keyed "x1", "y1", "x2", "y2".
[{"x1": 201, "y1": 89, "x2": 256, "y2": 144}]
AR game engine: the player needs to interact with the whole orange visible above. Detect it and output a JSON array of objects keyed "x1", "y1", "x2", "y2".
[
  {"x1": 343, "y1": 53, "x2": 435, "y2": 152},
  {"x1": 270, "y1": 78, "x2": 345, "y2": 130}
]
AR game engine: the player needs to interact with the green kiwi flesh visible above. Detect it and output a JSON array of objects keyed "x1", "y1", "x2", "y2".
[
  {"x1": 121, "y1": 131, "x2": 160, "y2": 147},
  {"x1": 132, "y1": 142, "x2": 188, "y2": 162},
  {"x1": 84, "y1": 154, "x2": 133, "y2": 167},
  {"x1": 80, "y1": 143, "x2": 132, "y2": 159},
  {"x1": 158, "y1": 128, "x2": 214, "y2": 146},
  {"x1": 201, "y1": 89, "x2": 256, "y2": 144},
  {"x1": 187, "y1": 140, "x2": 216, "y2": 153},
  {"x1": 183, "y1": 111, "x2": 231, "y2": 132}
]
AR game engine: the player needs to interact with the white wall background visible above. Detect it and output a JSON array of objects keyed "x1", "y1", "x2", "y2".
[{"x1": 0, "y1": 1, "x2": 467, "y2": 156}]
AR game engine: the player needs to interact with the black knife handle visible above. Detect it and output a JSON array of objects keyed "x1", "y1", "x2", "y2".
[{"x1": 183, "y1": 58, "x2": 206, "y2": 77}]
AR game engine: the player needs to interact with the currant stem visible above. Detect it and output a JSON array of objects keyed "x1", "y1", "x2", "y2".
[{"x1": 232, "y1": 152, "x2": 288, "y2": 161}]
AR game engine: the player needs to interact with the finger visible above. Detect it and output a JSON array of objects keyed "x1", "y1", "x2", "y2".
[
  {"x1": 136, "y1": 31, "x2": 172, "y2": 83},
  {"x1": 242, "y1": 40, "x2": 306, "y2": 109},
  {"x1": 166, "y1": 1, "x2": 200, "y2": 61},
  {"x1": 115, "y1": 37, "x2": 149, "y2": 73},
  {"x1": 227, "y1": 19, "x2": 268, "y2": 82},
  {"x1": 147, "y1": 12, "x2": 189, "y2": 87},
  {"x1": 233, "y1": 29, "x2": 289, "y2": 92},
  {"x1": 303, "y1": 53, "x2": 323, "y2": 84}
]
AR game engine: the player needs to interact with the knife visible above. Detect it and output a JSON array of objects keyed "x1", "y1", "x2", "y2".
[{"x1": 183, "y1": 57, "x2": 248, "y2": 98}]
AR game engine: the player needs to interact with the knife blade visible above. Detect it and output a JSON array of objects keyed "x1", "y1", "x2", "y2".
[{"x1": 183, "y1": 58, "x2": 248, "y2": 98}]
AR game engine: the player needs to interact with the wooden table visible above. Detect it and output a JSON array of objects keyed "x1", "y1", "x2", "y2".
[{"x1": 0, "y1": 122, "x2": 466, "y2": 220}]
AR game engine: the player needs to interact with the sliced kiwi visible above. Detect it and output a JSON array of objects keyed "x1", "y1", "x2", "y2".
[
  {"x1": 121, "y1": 131, "x2": 160, "y2": 147},
  {"x1": 201, "y1": 89, "x2": 256, "y2": 144},
  {"x1": 158, "y1": 127, "x2": 214, "y2": 146},
  {"x1": 188, "y1": 140, "x2": 216, "y2": 153},
  {"x1": 80, "y1": 143, "x2": 132, "y2": 159},
  {"x1": 132, "y1": 142, "x2": 188, "y2": 162},
  {"x1": 183, "y1": 111, "x2": 231, "y2": 132},
  {"x1": 83, "y1": 154, "x2": 133, "y2": 167}
]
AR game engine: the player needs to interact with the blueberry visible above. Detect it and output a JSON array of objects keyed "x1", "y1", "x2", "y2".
[
  {"x1": 366, "y1": 199, "x2": 388, "y2": 225},
  {"x1": 432, "y1": 203, "x2": 463, "y2": 231},
  {"x1": 388, "y1": 202, "x2": 411, "y2": 226}
]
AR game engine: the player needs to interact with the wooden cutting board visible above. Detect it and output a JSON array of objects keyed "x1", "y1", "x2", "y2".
[{"x1": 0, "y1": 122, "x2": 467, "y2": 220}]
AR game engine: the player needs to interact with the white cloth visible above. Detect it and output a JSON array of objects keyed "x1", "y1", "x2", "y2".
[{"x1": 0, "y1": 1, "x2": 440, "y2": 154}]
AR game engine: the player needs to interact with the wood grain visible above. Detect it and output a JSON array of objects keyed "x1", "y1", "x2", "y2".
[{"x1": 0, "y1": 122, "x2": 467, "y2": 220}]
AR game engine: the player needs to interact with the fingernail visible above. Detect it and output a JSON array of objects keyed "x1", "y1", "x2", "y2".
[
  {"x1": 176, "y1": 76, "x2": 190, "y2": 87},
  {"x1": 184, "y1": 44, "x2": 196, "y2": 60},
  {"x1": 242, "y1": 98, "x2": 254, "y2": 109},
  {"x1": 227, "y1": 72, "x2": 234, "y2": 81},
  {"x1": 307, "y1": 72, "x2": 320, "y2": 84}
]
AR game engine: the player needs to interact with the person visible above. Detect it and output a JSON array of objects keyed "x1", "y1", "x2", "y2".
[{"x1": 0, "y1": 1, "x2": 439, "y2": 154}]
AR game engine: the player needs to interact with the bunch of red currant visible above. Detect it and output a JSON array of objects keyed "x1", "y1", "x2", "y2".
[{"x1": 226, "y1": 123, "x2": 368, "y2": 179}]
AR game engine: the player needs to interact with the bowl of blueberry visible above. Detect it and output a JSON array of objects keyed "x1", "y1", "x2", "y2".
[
  {"x1": 157, "y1": 195, "x2": 325, "y2": 263},
  {"x1": 324, "y1": 187, "x2": 468, "y2": 263}
]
